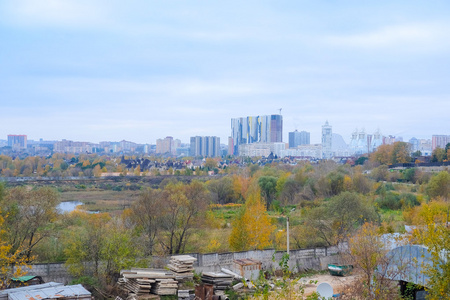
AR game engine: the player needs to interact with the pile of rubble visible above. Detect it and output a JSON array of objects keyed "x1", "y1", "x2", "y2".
[
  {"x1": 167, "y1": 255, "x2": 197, "y2": 281},
  {"x1": 118, "y1": 268, "x2": 178, "y2": 297}
]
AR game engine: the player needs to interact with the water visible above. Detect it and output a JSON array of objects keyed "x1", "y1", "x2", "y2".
[{"x1": 57, "y1": 201, "x2": 83, "y2": 213}]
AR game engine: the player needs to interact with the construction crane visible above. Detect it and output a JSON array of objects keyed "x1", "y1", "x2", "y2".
[{"x1": 278, "y1": 108, "x2": 282, "y2": 115}]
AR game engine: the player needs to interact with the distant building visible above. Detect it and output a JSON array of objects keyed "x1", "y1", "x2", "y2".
[
  {"x1": 54, "y1": 140, "x2": 94, "y2": 153},
  {"x1": 231, "y1": 114, "x2": 282, "y2": 155},
  {"x1": 349, "y1": 129, "x2": 383, "y2": 155},
  {"x1": 7, "y1": 134, "x2": 27, "y2": 149},
  {"x1": 321, "y1": 121, "x2": 332, "y2": 159},
  {"x1": 228, "y1": 136, "x2": 234, "y2": 156},
  {"x1": 190, "y1": 136, "x2": 220, "y2": 157},
  {"x1": 289, "y1": 130, "x2": 310, "y2": 148},
  {"x1": 432, "y1": 135, "x2": 450, "y2": 151},
  {"x1": 281, "y1": 144, "x2": 323, "y2": 159},
  {"x1": 409, "y1": 137, "x2": 419, "y2": 152}
]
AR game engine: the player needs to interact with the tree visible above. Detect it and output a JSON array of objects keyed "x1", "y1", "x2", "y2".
[
  {"x1": 207, "y1": 177, "x2": 235, "y2": 204},
  {"x1": 258, "y1": 176, "x2": 278, "y2": 209},
  {"x1": 391, "y1": 142, "x2": 411, "y2": 164},
  {"x1": 229, "y1": 188, "x2": 275, "y2": 251},
  {"x1": 342, "y1": 223, "x2": 401, "y2": 300},
  {"x1": 0, "y1": 184, "x2": 29, "y2": 287},
  {"x1": 305, "y1": 192, "x2": 377, "y2": 246},
  {"x1": 160, "y1": 181, "x2": 209, "y2": 254},
  {"x1": 130, "y1": 188, "x2": 164, "y2": 255},
  {"x1": 410, "y1": 204, "x2": 450, "y2": 299},
  {"x1": 2, "y1": 187, "x2": 60, "y2": 261},
  {"x1": 427, "y1": 171, "x2": 450, "y2": 200},
  {"x1": 431, "y1": 147, "x2": 446, "y2": 162},
  {"x1": 64, "y1": 212, "x2": 141, "y2": 283}
]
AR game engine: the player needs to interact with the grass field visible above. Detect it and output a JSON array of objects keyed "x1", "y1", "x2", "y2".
[{"x1": 59, "y1": 190, "x2": 140, "y2": 213}]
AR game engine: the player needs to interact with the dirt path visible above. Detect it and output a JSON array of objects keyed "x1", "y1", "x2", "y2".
[{"x1": 299, "y1": 273, "x2": 358, "y2": 297}]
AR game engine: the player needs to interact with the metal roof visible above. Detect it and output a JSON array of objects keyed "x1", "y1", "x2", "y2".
[
  {"x1": 8, "y1": 284, "x2": 91, "y2": 300},
  {"x1": 0, "y1": 283, "x2": 64, "y2": 300},
  {"x1": 377, "y1": 245, "x2": 432, "y2": 287}
]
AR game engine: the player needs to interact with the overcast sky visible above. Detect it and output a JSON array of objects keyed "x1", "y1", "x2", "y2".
[{"x1": 1, "y1": 0, "x2": 449, "y2": 145}]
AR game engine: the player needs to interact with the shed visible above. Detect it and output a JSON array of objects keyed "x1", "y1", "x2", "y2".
[
  {"x1": 0, "y1": 283, "x2": 64, "y2": 300},
  {"x1": 8, "y1": 284, "x2": 91, "y2": 300},
  {"x1": 9, "y1": 276, "x2": 44, "y2": 288},
  {"x1": 232, "y1": 259, "x2": 262, "y2": 280}
]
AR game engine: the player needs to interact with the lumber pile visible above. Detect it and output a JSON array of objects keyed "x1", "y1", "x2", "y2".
[
  {"x1": 150, "y1": 278, "x2": 178, "y2": 295},
  {"x1": 201, "y1": 272, "x2": 233, "y2": 290},
  {"x1": 177, "y1": 290, "x2": 190, "y2": 300},
  {"x1": 118, "y1": 268, "x2": 178, "y2": 296},
  {"x1": 168, "y1": 255, "x2": 197, "y2": 281}
]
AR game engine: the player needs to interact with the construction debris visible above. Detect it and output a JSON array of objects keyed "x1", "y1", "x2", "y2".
[
  {"x1": 201, "y1": 272, "x2": 233, "y2": 291},
  {"x1": 168, "y1": 255, "x2": 197, "y2": 281},
  {"x1": 118, "y1": 268, "x2": 178, "y2": 296}
]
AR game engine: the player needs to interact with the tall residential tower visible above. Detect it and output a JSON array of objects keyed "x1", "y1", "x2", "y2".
[{"x1": 231, "y1": 114, "x2": 282, "y2": 155}]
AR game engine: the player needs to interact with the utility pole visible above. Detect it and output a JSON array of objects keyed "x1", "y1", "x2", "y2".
[{"x1": 287, "y1": 216, "x2": 290, "y2": 256}]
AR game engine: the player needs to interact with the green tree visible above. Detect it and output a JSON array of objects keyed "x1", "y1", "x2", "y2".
[
  {"x1": 258, "y1": 176, "x2": 278, "y2": 209},
  {"x1": 2, "y1": 187, "x2": 60, "y2": 261},
  {"x1": 427, "y1": 171, "x2": 450, "y2": 200},
  {"x1": 305, "y1": 192, "x2": 377, "y2": 245}
]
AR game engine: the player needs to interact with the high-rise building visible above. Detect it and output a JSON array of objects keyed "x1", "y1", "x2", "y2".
[
  {"x1": 190, "y1": 136, "x2": 220, "y2": 157},
  {"x1": 231, "y1": 114, "x2": 282, "y2": 155},
  {"x1": 156, "y1": 136, "x2": 181, "y2": 155},
  {"x1": 288, "y1": 130, "x2": 310, "y2": 148},
  {"x1": 7, "y1": 134, "x2": 27, "y2": 149},
  {"x1": 156, "y1": 136, "x2": 173, "y2": 154},
  {"x1": 321, "y1": 121, "x2": 332, "y2": 158},
  {"x1": 432, "y1": 135, "x2": 450, "y2": 151}
]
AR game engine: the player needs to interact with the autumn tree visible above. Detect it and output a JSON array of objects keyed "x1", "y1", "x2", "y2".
[
  {"x1": 1, "y1": 187, "x2": 60, "y2": 261},
  {"x1": 431, "y1": 147, "x2": 446, "y2": 162},
  {"x1": 305, "y1": 192, "x2": 377, "y2": 246},
  {"x1": 159, "y1": 181, "x2": 209, "y2": 254},
  {"x1": 229, "y1": 187, "x2": 276, "y2": 251},
  {"x1": 342, "y1": 223, "x2": 401, "y2": 300},
  {"x1": 129, "y1": 188, "x2": 164, "y2": 255},
  {"x1": 0, "y1": 184, "x2": 29, "y2": 286},
  {"x1": 410, "y1": 203, "x2": 450, "y2": 299},
  {"x1": 207, "y1": 177, "x2": 235, "y2": 204},
  {"x1": 427, "y1": 171, "x2": 450, "y2": 200},
  {"x1": 64, "y1": 212, "x2": 142, "y2": 283}
]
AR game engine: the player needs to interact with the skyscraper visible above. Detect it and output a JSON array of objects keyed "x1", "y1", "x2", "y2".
[
  {"x1": 7, "y1": 134, "x2": 27, "y2": 149},
  {"x1": 289, "y1": 130, "x2": 310, "y2": 148},
  {"x1": 231, "y1": 114, "x2": 283, "y2": 155},
  {"x1": 190, "y1": 136, "x2": 220, "y2": 157},
  {"x1": 321, "y1": 121, "x2": 332, "y2": 158}
]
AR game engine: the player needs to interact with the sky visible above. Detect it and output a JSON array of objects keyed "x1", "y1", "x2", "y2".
[{"x1": 1, "y1": 0, "x2": 449, "y2": 145}]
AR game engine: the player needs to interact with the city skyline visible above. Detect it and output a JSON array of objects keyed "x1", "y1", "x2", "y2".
[{"x1": 1, "y1": 1, "x2": 449, "y2": 144}]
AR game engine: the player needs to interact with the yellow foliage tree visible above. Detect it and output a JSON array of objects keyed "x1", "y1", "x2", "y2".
[
  {"x1": 229, "y1": 188, "x2": 275, "y2": 251},
  {"x1": 0, "y1": 210, "x2": 29, "y2": 287},
  {"x1": 410, "y1": 203, "x2": 450, "y2": 299}
]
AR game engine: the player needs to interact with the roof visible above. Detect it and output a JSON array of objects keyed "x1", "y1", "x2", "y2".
[
  {"x1": 10, "y1": 276, "x2": 42, "y2": 283},
  {"x1": 377, "y1": 245, "x2": 433, "y2": 287},
  {"x1": 0, "y1": 283, "x2": 64, "y2": 300},
  {"x1": 8, "y1": 284, "x2": 91, "y2": 300}
]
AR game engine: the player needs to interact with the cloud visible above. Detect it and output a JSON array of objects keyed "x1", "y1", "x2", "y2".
[
  {"x1": 325, "y1": 23, "x2": 450, "y2": 51},
  {"x1": 1, "y1": 0, "x2": 111, "y2": 29}
]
